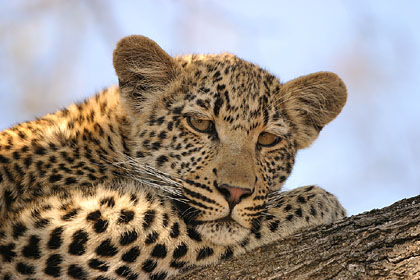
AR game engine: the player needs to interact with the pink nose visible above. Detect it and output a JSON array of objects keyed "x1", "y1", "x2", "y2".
[{"x1": 217, "y1": 184, "x2": 252, "y2": 208}]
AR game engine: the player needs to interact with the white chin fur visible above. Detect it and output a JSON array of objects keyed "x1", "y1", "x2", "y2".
[{"x1": 196, "y1": 221, "x2": 250, "y2": 246}]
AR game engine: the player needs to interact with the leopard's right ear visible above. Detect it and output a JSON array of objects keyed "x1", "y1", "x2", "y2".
[{"x1": 113, "y1": 35, "x2": 181, "y2": 110}]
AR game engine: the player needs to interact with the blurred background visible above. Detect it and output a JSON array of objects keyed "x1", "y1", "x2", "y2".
[{"x1": 0, "y1": 0, "x2": 419, "y2": 215}]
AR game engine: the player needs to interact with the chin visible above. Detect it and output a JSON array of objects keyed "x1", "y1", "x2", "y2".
[{"x1": 196, "y1": 219, "x2": 251, "y2": 246}]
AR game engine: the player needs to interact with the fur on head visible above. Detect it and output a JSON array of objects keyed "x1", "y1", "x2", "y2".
[{"x1": 112, "y1": 35, "x2": 347, "y2": 245}]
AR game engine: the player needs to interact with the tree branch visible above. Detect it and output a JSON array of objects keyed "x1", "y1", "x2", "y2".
[{"x1": 177, "y1": 195, "x2": 420, "y2": 280}]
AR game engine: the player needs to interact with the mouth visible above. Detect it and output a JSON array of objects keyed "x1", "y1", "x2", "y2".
[
  {"x1": 195, "y1": 216, "x2": 251, "y2": 246},
  {"x1": 173, "y1": 199, "x2": 244, "y2": 227},
  {"x1": 214, "y1": 216, "x2": 237, "y2": 224},
  {"x1": 191, "y1": 215, "x2": 245, "y2": 228},
  {"x1": 172, "y1": 199, "x2": 253, "y2": 245}
]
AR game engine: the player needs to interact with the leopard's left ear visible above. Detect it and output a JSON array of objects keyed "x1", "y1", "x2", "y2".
[
  {"x1": 281, "y1": 72, "x2": 347, "y2": 149},
  {"x1": 113, "y1": 35, "x2": 181, "y2": 110}
]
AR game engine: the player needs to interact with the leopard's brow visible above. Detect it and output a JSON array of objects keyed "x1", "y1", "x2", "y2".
[
  {"x1": 183, "y1": 106, "x2": 213, "y2": 120},
  {"x1": 266, "y1": 122, "x2": 289, "y2": 136}
]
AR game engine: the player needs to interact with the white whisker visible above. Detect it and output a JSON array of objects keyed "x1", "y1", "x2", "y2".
[{"x1": 98, "y1": 152, "x2": 187, "y2": 200}]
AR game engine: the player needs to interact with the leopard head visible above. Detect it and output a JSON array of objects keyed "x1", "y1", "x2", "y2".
[{"x1": 113, "y1": 35, "x2": 347, "y2": 245}]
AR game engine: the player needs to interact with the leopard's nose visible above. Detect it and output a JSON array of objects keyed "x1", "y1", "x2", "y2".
[{"x1": 217, "y1": 184, "x2": 252, "y2": 208}]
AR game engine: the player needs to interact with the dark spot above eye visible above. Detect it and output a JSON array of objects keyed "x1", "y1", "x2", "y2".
[
  {"x1": 196, "y1": 99, "x2": 207, "y2": 109},
  {"x1": 213, "y1": 96, "x2": 224, "y2": 117}
]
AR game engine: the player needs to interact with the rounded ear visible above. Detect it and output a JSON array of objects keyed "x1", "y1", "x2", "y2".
[
  {"x1": 280, "y1": 72, "x2": 347, "y2": 149},
  {"x1": 113, "y1": 35, "x2": 181, "y2": 110}
]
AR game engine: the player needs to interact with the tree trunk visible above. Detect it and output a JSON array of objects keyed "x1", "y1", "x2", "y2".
[{"x1": 177, "y1": 195, "x2": 420, "y2": 280}]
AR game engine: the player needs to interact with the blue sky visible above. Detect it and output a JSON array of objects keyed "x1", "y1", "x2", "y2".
[{"x1": 0, "y1": 1, "x2": 419, "y2": 215}]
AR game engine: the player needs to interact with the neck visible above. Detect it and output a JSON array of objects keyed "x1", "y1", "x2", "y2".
[{"x1": 0, "y1": 86, "x2": 132, "y2": 217}]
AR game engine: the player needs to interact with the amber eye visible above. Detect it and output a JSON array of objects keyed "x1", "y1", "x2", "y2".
[
  {"x1": 187, "y1": 116, "x2": 215, "y2": 133},
  {"x1": 258, "y1": 132, "x2": 281, "y2": 147}
]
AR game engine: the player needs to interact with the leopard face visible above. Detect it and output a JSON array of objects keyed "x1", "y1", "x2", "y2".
[{"x1": 113, "y1": 36, "x2": 347, "y2": 245}]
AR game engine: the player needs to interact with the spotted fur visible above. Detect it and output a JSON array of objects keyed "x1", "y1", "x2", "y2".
[{"x1": 0, "y1": 35, "x2": 347, "y2": 279}]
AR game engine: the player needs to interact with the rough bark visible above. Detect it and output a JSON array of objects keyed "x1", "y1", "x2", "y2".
[{"x1": 177, "y1": 195, "x2": 420, "y2": 280}]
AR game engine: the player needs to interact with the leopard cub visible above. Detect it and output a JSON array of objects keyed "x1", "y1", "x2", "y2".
[{"x1": 0, "y1": 35, "x2": 347, "y2": 280}]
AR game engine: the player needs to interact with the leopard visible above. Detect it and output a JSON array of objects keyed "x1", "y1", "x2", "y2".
[{"x1": 0, "y1": 35, "x2": 347, "y2": 280}]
